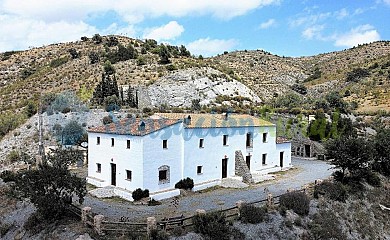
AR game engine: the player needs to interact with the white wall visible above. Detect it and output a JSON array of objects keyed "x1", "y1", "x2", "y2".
[
  {"x1": 276, "y1": 142, "x2": 292, "y2": 168},
  {"x1": 87, "y1": 132, "x2": 144, "y2": 191},
  {"x1": 142, "y1": 123, "x2": 183, "y2": 192},
  {"x1": 87, "y1": 121, "x2": 292, "y2": 196}
]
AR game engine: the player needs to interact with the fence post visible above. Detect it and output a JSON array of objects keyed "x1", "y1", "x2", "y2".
[
  {"x1": 94, "y1": 214, "x2": 105, "y2": 236},
  {"x1": 147, "y1": 216, "x2": 157, "y2": 237},
  {"x1": 267, "y1": 193, "x2": 274, "y2": 208},
  {"x1": 82, "y1": 207, "x2": 91, "y2": 226},
  {"x1": 195, "y1": 209, "x2": 206, "y2": 215},
  {"x1": 236, "y1": 200, "x2": 245, "y2": 217}
]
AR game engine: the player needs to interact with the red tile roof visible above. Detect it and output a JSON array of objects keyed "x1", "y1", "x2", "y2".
[
  {"x1": 88, "y1": 118, "x2": 181, "y2": 136},
  {"x1": 276, "y1": 136, "x2": 290, "y2": 144},
  {"x1": 155, "y1": 113, "x2": 274, "y2": 128}
]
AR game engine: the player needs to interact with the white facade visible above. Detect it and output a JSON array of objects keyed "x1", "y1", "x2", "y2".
[{"x1": 87, "y1": 114, "x2": 291, "y2": 200}]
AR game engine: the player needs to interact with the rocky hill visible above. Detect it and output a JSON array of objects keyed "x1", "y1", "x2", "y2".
[{"x1": 1, "y1": 36, "x2": 390, "y2": 117}]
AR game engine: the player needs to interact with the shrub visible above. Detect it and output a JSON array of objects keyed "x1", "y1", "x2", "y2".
[
  {"x1": 0, "y1": 170, "x2": 17, "y2": 182},
  {"x1": 239, "y1": 204, "x2": 267, "y2": 223},
  {"x1": 24, "y1": 213, "x2": 45, "y2": 234},
  {"x1": 175, "y1": 177, "x2": 194, "y2": 190},
  {"x1": 165, "y1": 64, "x2": 178, "y2": 71},
  {"x1": 132, "y1": 188, "x2": 149, "y2": 201},
  {"x1": 279, "y1": 191, "x2": 310, "y2": 216},
  {"x1": 364, "y1": 171, "x2": 381, "y2": 187},
  {"x1": 193, "y1": 211, "x2": 232, "y2": 240},
  {"x1": 309, "y1": 210, "x2": 346, "y2": 240},
  {"x1": 314, "y1": 181, "x2": 347, "y2": 202},
  {"x1": 102, "y1": 115, "x2": 113, "y2": 125},
  {"x1": 149, "y1": 229, "x2": 168, "y2": 240},
  {"x1": 0, "y1": 222, "x2": 12, "y2": 237},
  {"x1": 6, "y1": 150, "x2": 20, "y2": 163},
  {"x1": 50, "y1": 57, "x2": 68, "y2": 68}
]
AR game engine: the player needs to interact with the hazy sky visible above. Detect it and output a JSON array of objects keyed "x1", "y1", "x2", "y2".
[{"x1": 0, "y1": 0, "x2": 389, "y2": 56}]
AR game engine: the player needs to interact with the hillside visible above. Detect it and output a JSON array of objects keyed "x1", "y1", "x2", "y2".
[{"x1": 1, "y1": 36, "x2": 390, "y2": 117}]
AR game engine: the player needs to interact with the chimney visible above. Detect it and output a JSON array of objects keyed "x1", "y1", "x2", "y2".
[
  {"x1": 184, "y1": 115, "x2": 192, "y2": 125},
  {"x1": 138, "y1": 121, "x2": 146, "y2": 131}
]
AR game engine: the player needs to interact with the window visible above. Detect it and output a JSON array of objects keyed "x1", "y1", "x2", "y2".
[
  {"x1": 246, "y1": 132, "x2": 253, "y2": 147},
  {"x1": 262, "y1": 133, "x2": 268, "y2": 143},
  {"x1": 111, "y1": 138, "x2": 114, "y2": 147},
  {"x1": 199, "y1": 138, "x2": 204, "y2": 148},
  {"x1": 96, "y1": 163, "x2": 101, "y2": 173},
  {"x1": 223, "y1": 135, "x2": 228, "y2": 146},
  {"x1": 158, "y1": 165, "x2": 170, "y2": 184},
  {"x1": 126, "y1": 170, "x2": 132, "y2": 181},
  {"x1": 97, "y1": 137, "x2": 100, "y2": 145},
  {"x1": 159, "y1": 170, "x2": 167, "y2": 181},
  {"x1": 163, "y1": 139, "x2": 168, "y2": 149},
  {"x1": 127, "y1": 140, "x2": 131, "y2": 149},
  {"x1": 197, "y1": 166, "x2": 203, "y2": 174},
  {"x1": 262, "y1": 154, "x2": 267, "y2": 165}
]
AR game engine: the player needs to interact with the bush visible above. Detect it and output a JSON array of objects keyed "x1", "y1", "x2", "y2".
[
  {"x1": 279, "y1": 191, "x2": 310, "y2": 216},
  {"x1": 309, "y1": 210, "x2": 346, "y2": 240},
  {"x1": 175, "y1": 177, "x2": 194, "y2": 190},
  {"x1": 24, "y1": 212, "x2": 45, "y2": 234},
  {"x1": 102, "y1": 115, "x2": 113, "y2": 125},
  {"x1": 6, "y1": 150, "x2": 20, "y2": 163},
  {"x1": 364, "y1": 171, "x2": 381, "y2": 187},
  {"x1": 0, "y1": 222, "x2": 12, "y2": 237},
  {"x1": 50, "y1": 57, "x2": 68, "y2": 68},
  {"x1": 240, "y1": 204, "x2": 267, "y2": 223},
  {"x1": 314, "y1": 181, "x2": 347, "y2": 202},
  {"x1": 132, "y1": 188, "x2": 149, "y2": 201},
  {"x1": 0, "y1": 170, "x2": 17, "y2": 182},
  {"x1": 193, "y1": 211, "x2": 232, "y2": 240},
  {"x1": 149, "y1": 229, "x2": 168, "y2": 240},
  {"x1": 165, "y1": 64, "x2": 178, "y2": 71}
]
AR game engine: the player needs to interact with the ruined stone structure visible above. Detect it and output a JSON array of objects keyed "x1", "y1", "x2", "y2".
[
  {"x1": 291, "y1": 137, "x2": 325, "y2": 159},
  {"x1": 235, "y1": 150, "x2": 254, "y2": 184}
]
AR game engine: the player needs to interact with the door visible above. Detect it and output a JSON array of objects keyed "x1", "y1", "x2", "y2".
[
  {"x1": 280, "y1": 152, "x2": 284, "y2": 168},
  {"x1": 245, "y1": 155, "x2": 251, "y2": 170},
  {"x1": 111, "y1": 163, "x2": 116, "y2": 186},
  {"x1": 222, "y1": 158, "x2": 228, "y2": 178},
  {"x1": 305, "y1": 145, "x2": 311, "y2": 157}
]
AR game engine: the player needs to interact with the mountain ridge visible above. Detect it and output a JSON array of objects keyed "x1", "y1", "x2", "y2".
[{"x1": 1, "y1": 36, "x2": 390, "y2": 115}]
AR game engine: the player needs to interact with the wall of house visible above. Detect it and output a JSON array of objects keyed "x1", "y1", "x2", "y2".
[
  {"x1": 87, "y1": 132, "x2": 144, "y2": 191},
  {"x1": 247, "y1": 126, "x2": 279, "y2": 173},
  {"x1": 181, "y1": 126, "x2": 277, "y2": 184},
  {"x1": 276, "y1": 142, "x2": 292, "y2": 169},
  {"x1": 142, "y1": 123, "x2": 183, "y2": 193}
]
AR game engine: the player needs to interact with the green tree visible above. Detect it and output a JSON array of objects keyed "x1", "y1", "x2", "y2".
[
  {"x1": 68, "y1": 48, "x2": 80, "y2": 59},
  {"x1": 1, "y1": 149, "x2": 86, "y2": 220},
  {"x1": 179, "y1": 45, "x2": 191, "y2": 57},
  {"x1": 92, "y1": 33, "x2": 103, "y2": 44},
  {"x1": 25, "y1": 100, "x2": 37, "y2": 117},
  {"x1": 62, "y1": 120, "x2": 84, "y2": 145},
  {"x1": 104, "y1": 95, "x2": 121, "y2": 112},
  {"x1": 373, "y1": 128, "x2": 390, "y2": 176},
  {"x1": 88, "y1": 51, "x2": 100, "y2": 64},
  {"x1": 159, "y1": 44, "x2": 171, "y2": 64},
  {"x1": 308, "y1": 111, "x2": 328, "y2": 141},
  {"x1": 103, "y1": 60, "x2": 115, "y2": 75},
  {"x1": 326, "y1": 136, "x2": 374, "y2": 182}
]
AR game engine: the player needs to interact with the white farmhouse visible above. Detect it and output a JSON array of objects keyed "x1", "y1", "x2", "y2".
[{"x1": 87, "y1": 113, "x2": 291, "y2": 200}]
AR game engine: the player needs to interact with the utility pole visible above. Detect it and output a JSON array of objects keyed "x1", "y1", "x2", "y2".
[{"x1": 37, "y1": 95, "x2": 45, "y2": 165}]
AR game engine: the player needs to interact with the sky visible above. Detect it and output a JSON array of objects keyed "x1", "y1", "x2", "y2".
[{"x1": 0, "y1": 0, "x2": 389, "y2": 57}]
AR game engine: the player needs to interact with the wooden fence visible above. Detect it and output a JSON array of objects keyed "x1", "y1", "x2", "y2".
[{"x1": 73, "y1": 187, "x2": 311, "y2": 236}]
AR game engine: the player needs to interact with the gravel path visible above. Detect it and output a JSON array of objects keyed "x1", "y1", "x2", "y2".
[{"x1": 82, "y1": 157, "x2": 334, "y2": 222}]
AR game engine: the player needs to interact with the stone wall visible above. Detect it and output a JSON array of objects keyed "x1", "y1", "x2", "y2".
[{"x1": 234, "y1": 150, "x2": 253, "y2": 184}]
